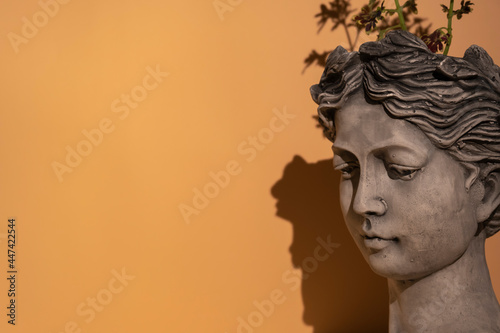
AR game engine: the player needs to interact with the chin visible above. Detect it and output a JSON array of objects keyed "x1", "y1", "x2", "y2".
[{"x1": 362, "y1": 249, "x2": 436, "y2": 281}]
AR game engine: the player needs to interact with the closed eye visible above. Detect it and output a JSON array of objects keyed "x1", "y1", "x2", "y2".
[
  {"x1": 387, "y1": 164, "x2": 420, "y2": 180},
  {"x1": 334, "y1": 162, "x2": 359, "y2": 180}
]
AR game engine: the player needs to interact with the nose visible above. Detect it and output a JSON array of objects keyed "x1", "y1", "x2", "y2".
[{"x1": 352, "y1": 171, "x2": 387, "y2": 217}]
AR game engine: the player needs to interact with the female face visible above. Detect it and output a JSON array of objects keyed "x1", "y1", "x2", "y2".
[{"x1": 332, "y1": 93, "x2": 480, "y2": 280}]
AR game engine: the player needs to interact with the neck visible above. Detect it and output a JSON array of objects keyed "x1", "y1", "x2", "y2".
[{"x1": 388, "y1": 234, "x2": 500, "y2": 333}]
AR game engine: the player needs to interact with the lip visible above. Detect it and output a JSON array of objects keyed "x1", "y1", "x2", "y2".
[{"x1": 363, "y1": 235, "x2": 398, "y2": 251}]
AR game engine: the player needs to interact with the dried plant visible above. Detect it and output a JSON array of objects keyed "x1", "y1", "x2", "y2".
[{"x1": 304, "y1": 0, "x2": 474, "y2": 72}]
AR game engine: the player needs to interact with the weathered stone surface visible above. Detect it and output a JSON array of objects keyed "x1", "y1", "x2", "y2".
[{"x1": 311, "y1": 30, "x2": 500, "y2": 332}]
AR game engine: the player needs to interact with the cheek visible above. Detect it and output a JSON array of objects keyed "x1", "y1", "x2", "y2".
[{"x1": 391, "y1": 164, "x2": 476, "y2": 253}]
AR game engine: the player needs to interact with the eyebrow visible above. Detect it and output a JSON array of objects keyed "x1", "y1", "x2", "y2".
[
  {"x1": 332, "y1": 142, "x2": 429, "y2": 163},
  {"x1": 332, "y1": 131, "x2": 430, "y2": 152}
]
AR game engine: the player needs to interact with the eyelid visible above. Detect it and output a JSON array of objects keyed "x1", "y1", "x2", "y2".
[
  {"x1": 334, "y1": 162, "x2": 359, "y2": 180},
  {"x1": 388, "y1": 163, "x2": 418, "y2": 170},
  {"x1": 333, "y1": 162, "x2": 347, "y2": 171},
  {"x1": 387, "y1": 163, "x2": 421, "y2": 180},
  {"x1": 333, "y1": 162, "x2": 358, "y2": 170}
]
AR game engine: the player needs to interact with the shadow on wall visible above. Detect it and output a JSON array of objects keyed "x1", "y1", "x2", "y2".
[{"x1": 271, "y1": 155, "x2": 388, "y2": 333}]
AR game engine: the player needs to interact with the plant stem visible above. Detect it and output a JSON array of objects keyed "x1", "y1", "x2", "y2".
[
  {"x1": 394, "y1": 0, "x2": 407, "y2": 30},
  {"x1": 378, "y1": 24, "x2": 402, "y2": 40},
  {"x1": 443, "y1": 0, "x2": 454, "y2": 55}
]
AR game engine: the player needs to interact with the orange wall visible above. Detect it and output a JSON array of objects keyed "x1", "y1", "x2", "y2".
[{"x1": 1, "y1": 0, "x2": 499, "y2": 332}]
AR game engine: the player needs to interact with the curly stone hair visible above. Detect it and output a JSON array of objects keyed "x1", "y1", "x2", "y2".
[{"x1": 310, "y1": 30, "x2": 500, "y2": 237}]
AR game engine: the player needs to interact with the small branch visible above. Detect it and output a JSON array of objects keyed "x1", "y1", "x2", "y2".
[
  {"x1": 443, "y1": 0, "x2": 454, "y2": 55},
  {"x1": 378, "y1": 24, "x2": 402, "y2": 39},
  {"x1": 394, "y1": 0, "x2": 407, "y2": 30}
]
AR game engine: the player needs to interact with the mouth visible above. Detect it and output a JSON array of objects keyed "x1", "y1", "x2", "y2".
[
  {"x1": 364, "y1": 235, "x2": 398, "y2": 241},
  {"x1": 363, "y1": 235, "x2": 399, "y2": 250}
]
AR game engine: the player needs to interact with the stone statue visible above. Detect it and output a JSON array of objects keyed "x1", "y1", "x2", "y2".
[{"x1": 310, "y1": 30, "x2": 500, "y2": 332}]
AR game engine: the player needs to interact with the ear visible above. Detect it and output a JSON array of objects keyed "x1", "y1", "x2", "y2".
[
  {"x1": 463, "y1": 163, "x2": 479, "y2": 192},
  {"x1": 476, "y1": 168, "x2": 500, "y2": 223}
]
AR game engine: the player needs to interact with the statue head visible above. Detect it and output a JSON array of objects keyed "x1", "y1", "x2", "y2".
[{"x1": 310, "y1": 30, "x2": 500, "y2": 281}]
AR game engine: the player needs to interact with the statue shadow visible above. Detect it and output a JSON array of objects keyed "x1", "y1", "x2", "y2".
[{"x1": 271, "y1": 155, "x2": 388, "y2": 333}]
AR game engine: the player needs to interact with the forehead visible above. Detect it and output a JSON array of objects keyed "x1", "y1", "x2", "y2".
[{"x1": 333, "y1": 94, "x2": 434, "y2": 156}]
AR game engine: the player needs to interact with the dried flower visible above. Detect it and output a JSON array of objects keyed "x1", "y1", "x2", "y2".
[
  {"x1": 305, "y1": 0, "x2": 476, "y2": 72},
  {"x1": 353, "y1": 1, "x2": 385, "y2": 32},
  {"x1": 456, "y1": 0, "x2": 473, "y2": 19},
  {"x1": 442, "y1": 0, "x2": 474, "y2": 19},
  {"x1": 421, "y1": 29, "x2": 450, "y2": 53}
]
